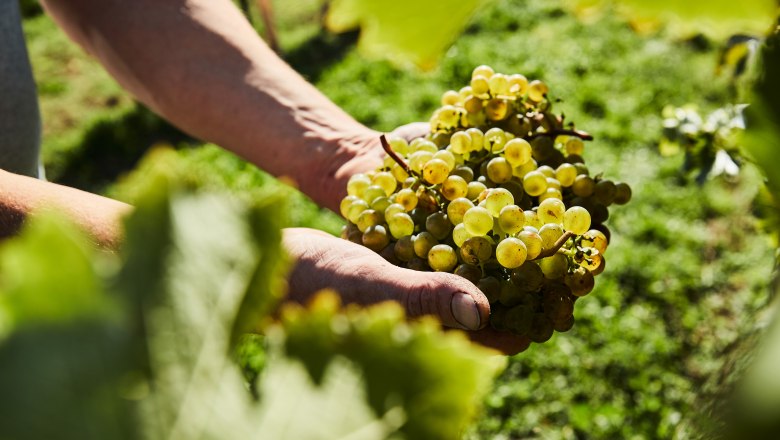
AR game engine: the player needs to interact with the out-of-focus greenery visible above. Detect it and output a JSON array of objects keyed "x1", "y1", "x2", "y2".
[{"x1": 22, "y1": 0, "x2": 777, "y2": 438}]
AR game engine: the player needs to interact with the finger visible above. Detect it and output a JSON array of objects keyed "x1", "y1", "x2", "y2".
[
  {"x1": 390, "y1": 122, "x2": 430, "y2": 142},
  {"x1": 395, "y1": 269, "x2": 491, "y2": 331}
]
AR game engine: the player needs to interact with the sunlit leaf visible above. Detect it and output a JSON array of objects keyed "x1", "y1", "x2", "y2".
[{"x1": 325, "y1": 0, "x2": 484, "y2": 69}]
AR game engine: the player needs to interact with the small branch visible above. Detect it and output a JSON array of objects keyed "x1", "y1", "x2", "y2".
[
  {"x1": 528, "y1": 129, "x2": 593, "y2": 141},
  {"x1": 532, "y1": 231, "x2": 574, "y2": 260},
  {"x1": 380, "y1": 134, "x2": 419, "y2": 178}
]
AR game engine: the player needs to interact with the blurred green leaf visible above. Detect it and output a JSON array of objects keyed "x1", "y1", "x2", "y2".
[
  {"x1": 325, "y1": 0, "x2": 484, "y2": 69},
  {"x1": 278, "y1": 292, "x2": 506, "y2": 440}
]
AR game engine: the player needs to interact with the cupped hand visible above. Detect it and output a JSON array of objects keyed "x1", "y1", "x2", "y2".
[{"x1": 283, "y1": 227, "x2": 529, "y2": 355}]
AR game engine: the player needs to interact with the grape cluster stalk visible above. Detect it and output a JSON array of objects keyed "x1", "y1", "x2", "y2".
[{"x1": 339, "y1": 65, "x2": 631, "y2": 351}]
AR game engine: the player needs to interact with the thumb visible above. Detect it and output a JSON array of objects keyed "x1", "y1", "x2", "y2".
[{"x1": 393, "y1": 268, "x2": 491, "y2": 331}]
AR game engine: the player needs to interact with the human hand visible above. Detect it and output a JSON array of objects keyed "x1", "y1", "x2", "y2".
[{"x1": 283, "y1": 227, "x2": 530, "y2": 355}]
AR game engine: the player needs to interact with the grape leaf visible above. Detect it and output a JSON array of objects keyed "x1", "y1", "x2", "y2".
[
  {"x1": 562, "y1": 0, "x2": 778, "y2": 38},
  {"x1": 325, "y1": 0, "x2": 484, "y2": 69}
]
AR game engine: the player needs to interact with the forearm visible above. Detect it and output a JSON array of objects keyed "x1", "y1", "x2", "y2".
[
  {"x1": 41, "y1": 0, "x2": 378, "y2": 210},
  {"x1": 0, "y1": 170, "x2": 131, "y2": 249}
]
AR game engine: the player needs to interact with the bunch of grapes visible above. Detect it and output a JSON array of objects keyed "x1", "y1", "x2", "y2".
[{"x1": 339, "y1": 65, "x2": 631, "y2": 351}]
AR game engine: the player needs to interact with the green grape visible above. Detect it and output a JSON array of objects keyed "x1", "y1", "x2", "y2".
[
  {"x1": 356, "y1": 209, "x2": 384, "y2": 232},
  {"x1": 407, "y1": 257, "x2": 430, "y2": 271},
  {"x1": 447, "y1": 197, "x2": 474, "y2": 225},
  {"x1": 496, "y1": 237, "x2": 528, "y2": 269},
  {"x1": 563, "y1": 206, "x2": 591, "y2": 235},
  {"x1": 565, "y1": 138, "x2": 585, "y2": 155},
  {"x1": 538, "y1": 198, "x2": 566, "y2": 225},
  {"x1": 536, "y1": 165, "x2": 555, "y2": 178},
  {"x1": 508, "y1": 73, "x2": 529, "y2": 95},
  {"x1": 539, "y1": 223, "x2": 564, "y2": 250},
  {"x1": 441, "y1": 90, "x2": 460, "y2": 106},
  {"x1": 498, "y1": 280, "x2": 524, "y2": 307},
  {"x1": 371, "y1": 172, "x2": 397, "y2": 196},
  {"x1": 470, "y1": 75, "x2": 490, "y2": 95},
  {"x1": 388, "y1": 212, "x2": 415, "y2": 239},
  {"x1": 451, "y1": 166, "x2": 475, "y2": 182},
  {"x1": 362, "y1": 225, "x2": 390, "y2": 251},
  {"x1": 574, "y1": 162, "x2": 589, "y2": 176},
  {"x1": 436, "y1": 106, "x2": 461, "y2": 129},
  {"x1": 391, "y1": 165, "x2": 410, "y2": 184},
  {"x1": 528, "y1": 313, "x2": 554, "y2": 343},
  {"x1": 531, "y1": 137, "x2": 555, "y2": 162},
  {"x1": 546, "y1": 177, "x2": 561, "y2": 191},
  {"x1": 572, "y1": 175, "x2": 595, "y2": 197},
  {"x1": 538, "y1": 188, "x2": 563, "y2": 202},
  {"x1": 384, "y1": 203, "x2": 406, "y2": 219},
  {"x1": 486, "y1": 157, "x2": 513, "y2": 183},
  {"x1": 582, "y1": 229, "x2": 608, "y2": 254},
  {"x1": 347, "y1": 173, "x2": 371, "y2": 197},
  {"x1": 565, "y1": 266, "x2": 595, "y2": 297},
  {"x1": 523, "y1": 171, "x2": 548, "y2": 197},
  {"x1": 488, "y1": 73, "x2": 509, "y2": 96},
  {"x1": 396, "y1": 188, "x2": 418, "y2": 212},
  {"x1": 342, "y1": 223, "x2": 362, "y2": 244},
  {"x1": 498, "y1": 204, "x2": 525, "y2": 235},
  {"x1": 504, "y1": 305, "x2": 533, "y2": 335},
  {"x1": 460, "y1": 236, "x2": 493, "y2": 265},
  {"x1": 464, "y1": 95, "x2": 484, "y2": 114},
  {"x1": 542, "y1": 286, "x2": 574, "y2": 324},
  {"x1": 483, "y1": 127, "x2": 507, "y2": 152},
  {"x1": 442, "y1": 175, "x2": 469, "y2": 201},
  {"x1": 428, "y1": 244, "x2": 458, "y2": 272},
  {"x1": 485, "y1": 188, "x2": 514, "y2": 217},
  {"x1": 425, "y1": 212, "x2": 452, "y2": 240},
  {"x1": 340, "y1": 195, "x2": 360, "y2": 218},
  {"x1": 463, "y1": 206, "x2": 494, "y2": 236},
  {"x1": 503, "y1": 138, "x2": 532, "y2": 166},
  {"x1": 370, "y1": 196, "x2": 391, "y2": 213},
  {"x1": 592, "y1": 254, "x2": 606, "y2": 276},
  {"x1": 594, "y1": 180, "x2": 617, "y2": 205},
  {"x1": 485, "y1": 98, "x2": 509, "y2": 121},
  {"x1": 454, "y1": 263, "x2": 482, "y2": 285},
  {"x1": 490, "y1": 304, "x2": 509, "y2": 331},
  {"x1": 517, "y1": 230, "x2": 543, "y2": 259},
  {"x1": 423, "y1": 158, "x2": 451, "y2": 185},
  {"x1": 539, "y1": 253, "x2": 568, "y2": 279},
  {"x1": 614, "y1": 182, "x2": 632, "y2": 205},
  {"x1": 527, "y1": 80, "x2": 549, "y2": 102},
  {"x1": 394, "y1": 235, "x2": 415, "y2": 262},
  {"x1": 555, "y1": 163, "x2": 577, "y2": 187},
  {"x1": 472, "y1": 64, "x2": 495, "y2": 79},
  {"x1": 590, "y1": 203, "x2": 609, "y2": 224},
  {"x1": 450, "y1": 131, "x2": 472, "y2": 154},
  {"x1": 452, "y1": 223, "x2": 472, "y2": 247},
  {"x1": 433, "y1": 150, "x2": 456, "y2": 169},
  {"x1": 362, "y1": 185, "x2": 386, "y2": 204},
  {"x1": 458, "y1": 85, "x2": 473, "y2": 98},
  {"x1": 413, "y1": 232, "x2": 439, "y2": 259},
  {"x1": 478, "y1": 276, "x2": 501, "y2": 303},
  {"x1": 553, "y1": 315, "x2": 575, "y2": 332},
  {"x1": 380, "y1": 243, "x2": 401, "y2": 266},
  {"x1": 466, "y1": 128, "x2": 485, "y2": 152},
  {"x1": 510, "y1": 261, "x2": 545, "y2": 292},
  {"x1": 524, "y1": 210, "x2": 544, "y2": 229},
  {"x1": 408, "y1": 151, "x2": 434, "y2": 174},
  {"x1": 513, "y1": 159, "x2": 537, "y2": 179},
  {"x1": 347, "y1": 200, "x2": 370, "y2": 224}
]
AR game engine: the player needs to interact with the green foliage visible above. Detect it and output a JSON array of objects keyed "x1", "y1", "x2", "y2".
[{"x1": 326, "y1": 0, "x2": 484, "y2": 69}]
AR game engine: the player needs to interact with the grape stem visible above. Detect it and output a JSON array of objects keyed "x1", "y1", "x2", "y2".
[
  {"x1": 380, "y1": 134, "x2": 420, "y2": 178},
  {"x1": 532, "y1": 231, "x2": 574, "y2": 260},
  {"x1": 528, "y1": 129, "x2": 593, "y2": 141}
]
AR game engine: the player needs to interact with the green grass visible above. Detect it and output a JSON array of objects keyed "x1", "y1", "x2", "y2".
[{"x1": 24, "y1": 0, "x2": 775, "y2": 438}]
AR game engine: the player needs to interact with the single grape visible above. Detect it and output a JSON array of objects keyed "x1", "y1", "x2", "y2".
[
  {"x1": 406, "y1": 257, "x2": 430, "y2": 271},
  {"x1": 485, "y1": 188, "x2": 514, "y2": 217},
  {"x1": 413, "y1": 232, "x2": 438, "y2": 259},
  {"x1": 555, "y1": 163, "x2": 577, "y2": 187},
  {"x1": 582, "y1": 229, "x2": 608, "y2": 254},
  {"x1": 613, "y1": 182, "x2": 632, "y2": 205},
  {"x1": 340, "y1": 195, "x2": 360, "y2": 218},
  {"x1": 538, "y1": 198, "x2": 566, "y2": 225},
  {"x1": 454, "y1": 263, "x2": 483, "y2": 286},
  {"x1": 563, "y1": 206, "x2": 591, "y2": 235},
  {"x1": 394, "y1": 235, "x2": 415, "y2": 262},
  {"x1": 499, "y1": 280, "x2": 524, "y2": 307},
  {"x1": 594, "y1": 180, "x2": 617, "y2": 205},
  {"x1": 387, "y1": 212, "x2": 415, "y2": 239},
  {"x1": 342, "y1": 223, "x2": 363, "y2": 245},
  {"x1": 486, "y1": 157, "x2": 513, "y2": 183},
  {"x1": 388, "y1": 137, "x2": 409, "y2": 155},
  {"x1": 572, "y1": 175, "x2": 595, "y2": 197},
  {"x1": 451, "y1": 166, "x2": 475, "y2": 182},
  {"x1": 539, "y1": 223, "x2": 564, "y2": 251},
  {"x1": 362, "y1": 225, "x2": 390, "y2": 251},
  {"x1": 565, "y1": 266, "x2": 595, "y2": 297},
  {"x1": 471, "y1": 75, "x2": 490, "y2": 95},
  {"x1": 539, "y1": 253, "x2": 568, "y2": 279},
  {"x1": 580, "y1": 253, "x2": 603, "y2": 272},
  {"x1": 356, "y1": 209, "x2": 384, "y2": 233},
  {"x1": 408, "y1": 151, "x2": 434, "y2": 174},
  {"x1": 433, "y1": 149, "x2": 456, "y2": 170},
  {"x1": 478, "y1": 276, "x2": 502, "y2": 303},
  {"x1": 362, "y1": 185, "x2": 386, "y2": 204},
  {"x1": 528, "y1": 313, "x2": 554, "y2": 343},
  {"x1": 510, "y1": 261, "x2": 545, "y2": 292},
  {"x1": 472, "y1": 65, "x2": 495, "y2": 79},
  {"x1": 496, "y1": 237, "x2": 528, "y2": 269},
  {"x1": 463, "y1": 206, "x2": 494, "y2": 236},
  {"x1": 508, "y1": 73, "x2": 529, "y2": 95},
  {"x1": 347, "y1": 200, "x2": 370, "y2": 224},
  {"x1": 545, "y1": 177, "x2": 561, "y2": 191},
  {"x1": 503, "y1": 138, "x2": 532, "y2": 166},
  {"x1": 384, "y1": 203, "x2": 406, "y2": 219},
  {"x1": 488, "y1": 73, "x2": 509, "y2": 96},
  {"x1": 423, "y1": 158, "x2": 451, "y2": 185},
  {"x1": 527, "y1": 80, "x2": 549, "y2": 102},
  {"x1": 464, "y1": 95, "x2": 484, "y2": 114},
  {"x1": 428, "y1": 244, "x2": 458, "y2": 272},
  {"x1": 450, "y1": 131, "x2": 472, "y2": 154},
  {"x1": 347, "y1": 173, "x2": 371, "y2": 197},
  {"x1": 524, "y1": 210, "x2": 544, "y2": 230},
  {"x1": 517, "y1": 230, "x2": 543, "y2": 260},
  {"x1": 447, "y1": 197, "x2": 475, "y2": 225},
  {"x1": 565, "y1": 138, "x2": 584, "y2": 155},
  {"x1": 498, "y1": 204, "x2": 525, "y2": 235},
  {"x1": 466, "y1": 181, "x2": 488, "y2": 200},
  {"x1": 452, "y1": 223, "x2": 472, "y2": 247},
  {"x1": 372, "y1": 171, "x2": 397, "y2": 196},
  {"x1": 553, "y1": 315, "x2": 575, "y2": 332},
  {"x1": 396, "y1": 188, "x2": 418, "y2": 211},
  {"x1": 441, "y1": 90, "x2": 460, "y2": 106},
  {"x1": 460, "y1": 236, "x2": 493, "y2": 265},
  {"x1": 485, "y1": 98, "x2": 509, "y2": 121},
  {"x1": 442, "y1": 175, "x2": 469, "y2": 201},
  {"x1": 425, "y1": 212, "x2": 452, "y2": 240},
  {"x1": 466, "y1": 128, "x2": 485, "y2": 152},
  {"x1": 538, "y1": 188, "x2": 563, "y2": 202},
  {"x1": 523, "y1": 171, "x2": 548, "y2": 197}
]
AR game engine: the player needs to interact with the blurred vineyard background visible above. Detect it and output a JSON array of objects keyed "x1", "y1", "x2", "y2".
[{"x1": 16, "y1": 0, "x2": 779, "y2": 438}]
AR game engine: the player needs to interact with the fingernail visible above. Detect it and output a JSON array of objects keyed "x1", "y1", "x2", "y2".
[{"x1": 451, "y1": 293, "x2": 481, "y2": 330}]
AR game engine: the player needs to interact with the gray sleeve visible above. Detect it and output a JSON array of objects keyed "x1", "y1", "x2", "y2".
[{"x1": 0, "y1": 0, "x2": 43, "y2": 179}]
